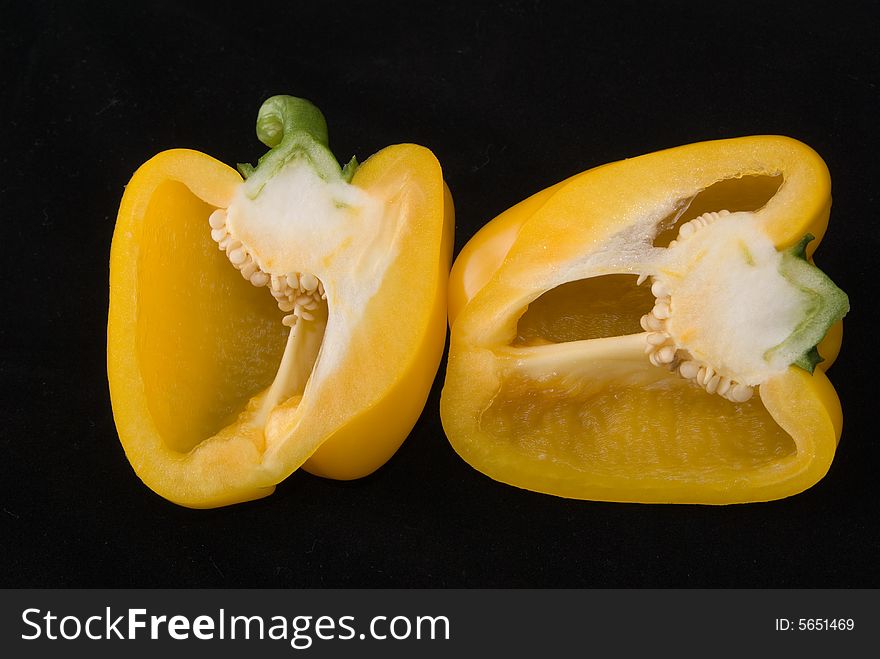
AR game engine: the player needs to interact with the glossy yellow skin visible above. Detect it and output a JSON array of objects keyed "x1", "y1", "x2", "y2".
[
  {"x1": 108, "y1": 146, "x2": 453, "y2": 507},
  {"x1": 442, "y1": 136, "x2": 844, "y2": 504}
]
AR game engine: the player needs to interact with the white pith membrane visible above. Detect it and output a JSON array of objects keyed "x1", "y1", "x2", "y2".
[
  {"x1": 639, "y1": 209, "x2": 810, "y2": 401},
  {"x1": 208, "y1": 159, "x2": 386, "y2": 432},
  {"x1": 209, "y1": 206, "x2": 325, "y2": 327}
]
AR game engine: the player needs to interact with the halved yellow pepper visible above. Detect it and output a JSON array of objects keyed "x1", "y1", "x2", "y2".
[
  {"x1": 108, "y1": 96, "x2": 453, "y2": 508},
  {"x1": 442, "y1": 136, "x2": 847, "y2": 504}
]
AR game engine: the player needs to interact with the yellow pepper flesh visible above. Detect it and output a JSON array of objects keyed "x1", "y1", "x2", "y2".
[{"x1": 441, "y1": 136, "x2": 844, "y2": 504}]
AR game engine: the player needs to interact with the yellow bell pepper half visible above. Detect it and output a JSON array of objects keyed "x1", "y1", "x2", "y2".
[
  {"x1": 108, "y1": 96, "x2": 453, "y2": 508},
  {"x1": 442, "y1": 136, "x2": 847, "y2": 504}
]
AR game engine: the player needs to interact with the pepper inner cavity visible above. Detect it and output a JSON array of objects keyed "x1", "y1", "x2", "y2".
[
  {"x1": 480, "y1": 372, "x2": 796, "y2": 476},
  {"x1": 209, "y1": 207, "x2": 328, "y2": 423},
  {"x1": 652, "y1": 174, "x2": 783, "y2": 248},
  {"x1": 514, "y1": 275, "x2": 654, "y2": 345}
]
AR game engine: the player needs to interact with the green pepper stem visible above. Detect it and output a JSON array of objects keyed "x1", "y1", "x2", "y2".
[
  {"x1": 256, "y1": 95, "x2": 329, "y2": 149},
  {"x1": 764, "y1": 234, "x2": 849, "y2": 373},
  {"x1": 239, "y1": 95, "x2": 357, "y2": 198}
]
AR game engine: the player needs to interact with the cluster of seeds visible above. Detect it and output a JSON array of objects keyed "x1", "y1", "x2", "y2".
[
  {"x1": 640, "y1": 209, "x2": 753, "y2": 403},
  {"x1": 209, "y1": 208, "x2": 325, "y2": 327}
]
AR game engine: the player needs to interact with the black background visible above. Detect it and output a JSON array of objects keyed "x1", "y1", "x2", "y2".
[{"x1": 1, "y1": 1, "x2": 877, "y2": 588}]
